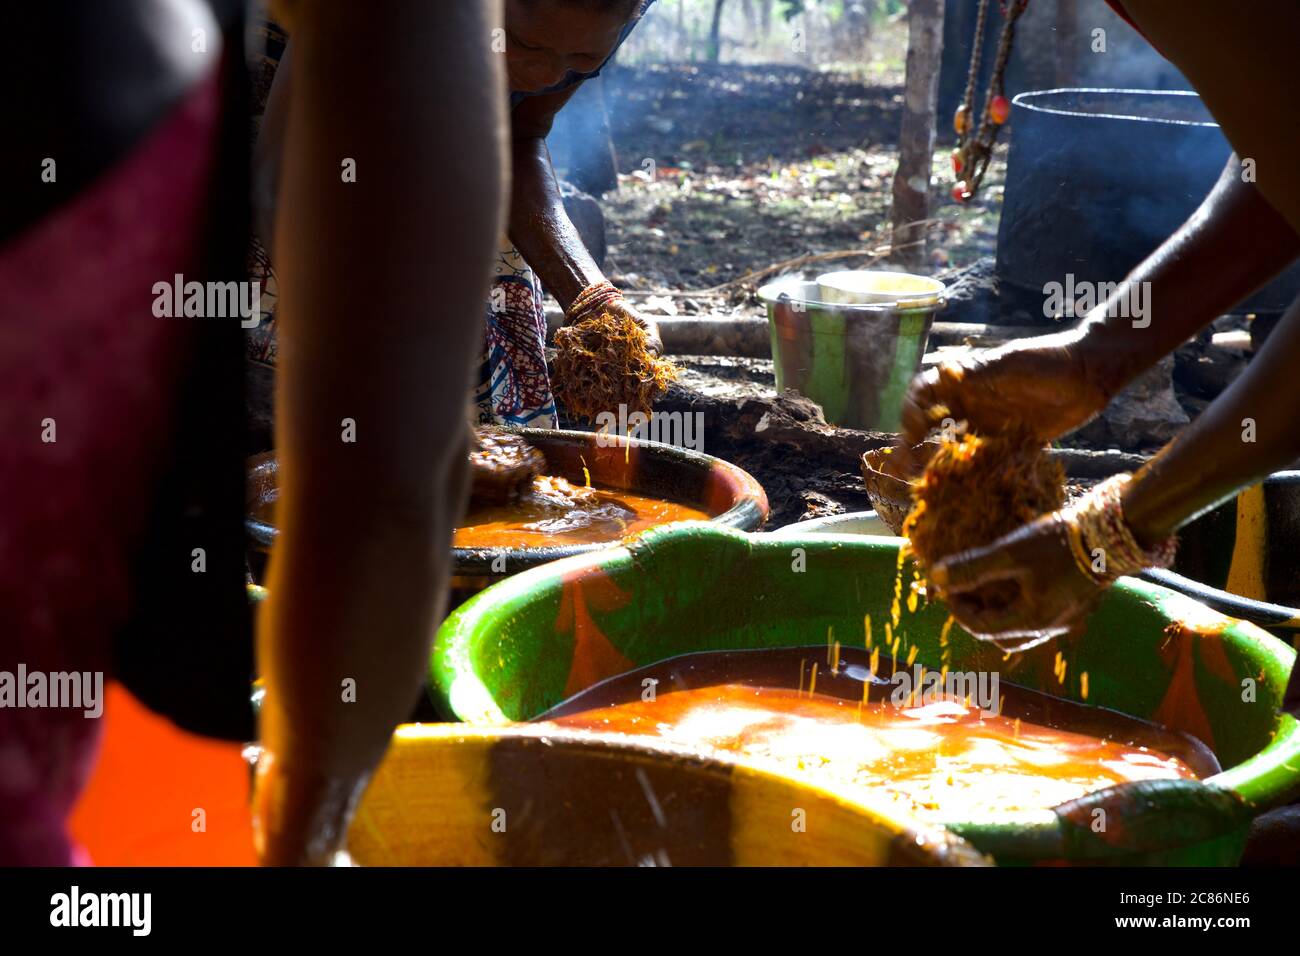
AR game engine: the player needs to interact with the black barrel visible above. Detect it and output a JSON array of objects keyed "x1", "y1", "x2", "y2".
[{"x1": 996, "y1": 88, "x2": 1300, "y2": 321}]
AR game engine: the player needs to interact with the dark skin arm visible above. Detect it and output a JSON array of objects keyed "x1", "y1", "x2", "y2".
[
  {"x1": 510, "y1": 86, "x2": 601, "y2": 307},
  {"x1": 1116, "y1": 0, "x2": 1300, "y2": 542},
  {"x1": 254, "y1": 46, "x2": 542, "y2": 498},
  {"x1": 510, "y1": 87, "x2": 661, "y2": 351},
  {"x1": 901, "y1": 154, "x2": 1300, "y2": 451},
  {"x1": 915, "y1": 0, "x2": 1300, "y2": 639},
  {"x1": 255, "y1": 0, "x2": 506, "y2": 865},
  {"x1": 1123, "y1": 294, "x2": 1300, "y2": 549},
  {"x1": 932, "y1": 295, "x2": 1300, "y2": 638}
]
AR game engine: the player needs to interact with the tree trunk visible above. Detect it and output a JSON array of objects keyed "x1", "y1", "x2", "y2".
[
  {"x1": 890, "y1": 0, "x2": 945, "y2": 271},
  {"x1": 759, "y1": 0, "x2": 772, "y2": 38},
  {"x1": 845, "y1": 1, "x2": 874, "y2": 57},
  {"x1": 708, "y1": 0, "x2": 727, "y2": 63}
]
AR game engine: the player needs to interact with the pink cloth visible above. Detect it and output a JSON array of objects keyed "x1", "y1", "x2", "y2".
[{"x1": 0, "y1": 68, "x2": 221, "y2": 865}]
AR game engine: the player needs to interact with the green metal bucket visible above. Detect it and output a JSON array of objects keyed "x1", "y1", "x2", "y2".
[
  {"x1": 759, "y1": 278, "x2": 942, "y2": 431},
  {"x1": 433, "y1": 522, "x2": 1300, "y2": 865}
]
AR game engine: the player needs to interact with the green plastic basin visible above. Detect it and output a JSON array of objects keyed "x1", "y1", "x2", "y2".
[{"x1": 432, "y1": 522, "x2": 1300, "y2": 866}]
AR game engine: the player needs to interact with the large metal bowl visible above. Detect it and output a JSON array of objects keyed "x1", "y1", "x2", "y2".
[
  {"x1": 758, "y1": 277, "x2": 944, "y2": 431},
  {"x1": 246, "y1": 428, "x2": 769, "y2": 605},
  {"x1": 434, "y1": 522, "x2": 1300, "y2": 865}
]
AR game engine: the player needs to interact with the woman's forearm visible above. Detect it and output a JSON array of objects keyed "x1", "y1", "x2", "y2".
[
  {"x1": 508, "y1": 135, "x2": 604, "y2": 308},
  {"x1": 1072, "y1": 155, "x2": 1300, "y2": 397},
  {"x1": 259, "y1": 0, "x2": 505, "y2": 864},
  {"x1": 1122, "y1": 294, "x2": 1300, "y2": 549}
]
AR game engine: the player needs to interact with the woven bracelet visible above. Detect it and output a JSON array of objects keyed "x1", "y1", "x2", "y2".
[
  {"x1": 566, "y1": 280, "x2": 623, "y2": 324},
  {"x1": 1063, "y1": 473, "x2": 1177, "y2": 583}
]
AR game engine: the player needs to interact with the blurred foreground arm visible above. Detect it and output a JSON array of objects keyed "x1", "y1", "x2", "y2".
[{"x1": 257, "y1": 0, "x2": 506, "y2": 865}]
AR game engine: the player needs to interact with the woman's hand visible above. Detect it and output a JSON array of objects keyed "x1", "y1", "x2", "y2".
[
  {"x1": 469, "y1": 426, "x2": 545, "y2": 504},
  {"x1": 930, "y1": 511, "x2": 1105, "y2": 646},
  {"x1": 252, "y1": 751, "x2": 365, "y2": 866},
  {"x1": 599, "y1": 296, "x2": 663, "y2": 355},
  {"x1": 901, "y1": 334, "x2": 1112, "y2": 448}
]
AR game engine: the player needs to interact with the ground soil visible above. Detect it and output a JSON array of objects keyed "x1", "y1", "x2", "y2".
[{"x1": 592, "y1": 62, "x2": 1006, "y2": 309}]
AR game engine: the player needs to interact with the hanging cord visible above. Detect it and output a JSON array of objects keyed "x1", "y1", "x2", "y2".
[
  {"x1": 952, "y1": 0, "x2": 1029, "y2": 201},
  {"x1": 956, "y1": 0, "x2": 990, "y2": 141}
]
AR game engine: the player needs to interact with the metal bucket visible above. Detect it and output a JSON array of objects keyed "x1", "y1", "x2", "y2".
[{"x1": 758, "y1": 277, "x2": 944, "y2": 431}]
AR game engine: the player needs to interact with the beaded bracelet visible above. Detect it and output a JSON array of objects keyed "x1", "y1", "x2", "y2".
[
  {"x1": 566, "y1": 280, "x2": 624, "y2": 325},
  {"x1": 1062, "y1": 473, "x2": 1177, "y2": 583}
]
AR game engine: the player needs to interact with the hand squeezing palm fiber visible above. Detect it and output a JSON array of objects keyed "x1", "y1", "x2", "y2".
[
  {"x1": 551, "y1": 282, "x2": 677, "y2": 421},
  {"x1": 902, "y1": 425, "x2": 1065, "y2": 598},
  {"x1": 469, "y1": 427, "x2": 546, "y2": 506}
]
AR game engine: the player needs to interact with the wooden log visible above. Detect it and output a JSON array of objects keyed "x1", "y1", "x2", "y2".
[
  {"x1": 545, "y1": 308, "x2": 1049, "y2": 358},
  {"x1": 546, "y1": 308, "x2": 771, "y2": 357}
]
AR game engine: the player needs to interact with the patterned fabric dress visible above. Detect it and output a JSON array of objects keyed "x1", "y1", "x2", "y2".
[
  {"x1": 244, "y1": 3, "x2": 286, "y2": 367},
  {"x1": 474, "y1": 241, "x2": 559, "y2": 427}
]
